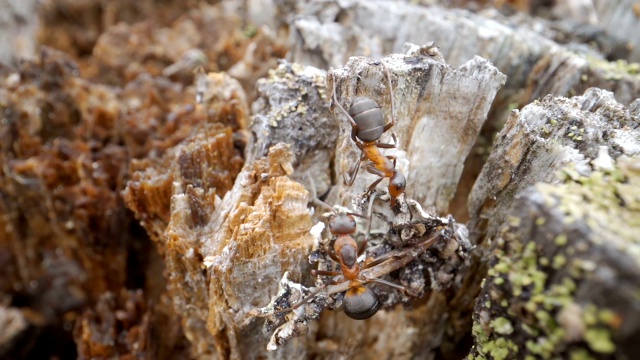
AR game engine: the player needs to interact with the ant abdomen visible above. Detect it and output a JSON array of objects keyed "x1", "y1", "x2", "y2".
[
  {"x1": 343, "y1": 285, "x2": 381, "y2": 320},
  {"x1": 349, "y1": 97, "x2": 385, "y2": 142}
]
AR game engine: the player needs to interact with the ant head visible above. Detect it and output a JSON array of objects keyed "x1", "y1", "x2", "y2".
[
  {"x1": 343, "y1": 285, "x2": 380, "y2": 320},
  {"x1": 328, "y1": 213, "x2": 357, "y2": 235},
  {"x1": 389, "y1": 171, "x2": 406, "y2": 199}
]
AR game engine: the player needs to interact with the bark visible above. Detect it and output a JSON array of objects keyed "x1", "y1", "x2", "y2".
[{"x1": 468, "y1": 89, "x2": 640, "y2": 359}]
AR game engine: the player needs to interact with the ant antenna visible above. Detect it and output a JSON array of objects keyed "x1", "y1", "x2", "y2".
[{"x1": 366, "y1": 192, "x2": 377, "y2": 241}]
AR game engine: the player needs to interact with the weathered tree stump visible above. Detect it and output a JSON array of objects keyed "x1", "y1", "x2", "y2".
[{"x1": 2, "y1": 0, "x2": 640, "y2": 359}]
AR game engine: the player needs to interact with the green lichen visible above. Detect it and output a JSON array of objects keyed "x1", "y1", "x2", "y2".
[
  {"x1": 472, "y1": 157, "x2": 640, "y2": 359},
  {"x1": 491, "y1": 317, "x2": 514, "y2": 335},
  {"x1": 482, "y1": 338, "x2": 518, "y2": 360},
  {"x1": 569, "y1": 348, "x2": 596, "y2": 360},
  {"x1": 554, "y1": 234, "x2": 568, "y2": 246},
  {"x1": 552, "y1": 254, "x2": 566, "y2": 269},
  {"x1": 584, "y1": 328, "x2": 616, "y2": 354},
  {"x1": 587, "y1": 56, "x2": 640, "y2": 80}
]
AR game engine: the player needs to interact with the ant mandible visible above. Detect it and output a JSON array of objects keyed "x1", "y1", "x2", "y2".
[{"x1": 331, "y1": 63, "x2": 407, "y2": 207}]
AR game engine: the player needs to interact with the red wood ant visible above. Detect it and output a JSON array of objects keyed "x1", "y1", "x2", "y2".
[
  {"x1": 304, "y1": 195, "x2": 423, "y2": 319},
  {"x1": 331, "y1": 63, "x2": 407, "y2": 207}
]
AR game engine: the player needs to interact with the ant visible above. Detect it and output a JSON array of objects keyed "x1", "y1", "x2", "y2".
[
  {"x1": 331, "y1": 63, "x2": 407, "y2": 207},
  {"x1": 297, "y1": 195, "x2": 424, "y2": 319}
]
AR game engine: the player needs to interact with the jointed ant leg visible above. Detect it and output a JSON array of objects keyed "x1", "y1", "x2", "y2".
[
  {"x1": 363, "y1": 251, "x2": 404, "y2": 269},
  {"x1": 368, "y1": 278, "x2": 418, "y2": 297},
  {"x1": 376, "y1": 142, "x2": 396, "y2": 149},
  {"x1": 345, "y1": 154, "x2": 367, "y2": 186},
  {"x1": 306, "y1": 173, "x2": 333, "y2": 211},
  {"x1": 312, "y1": 270, "x2": 341, "y2": 277},
  {"x1": 380, "y1": 62, "x2": 398, "y2": 146},
  {"x1": 362, "y1": 164, "x2": 385, "y2": 193},
  {"x1": 273, "y1": 278, "x2": 340, "y2": 315},
  {"x1": 386, "y1": 155, "x2": 397, "y2": 167},
  {"x1": 323, "y1": 243, "x2": 341, "y2": 263},
  {"x1": 381, "y1": 63, "x2": 396, "y2": 132}
]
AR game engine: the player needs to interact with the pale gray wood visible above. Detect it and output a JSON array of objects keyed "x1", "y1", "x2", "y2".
[{"x1": 330, "y1": 46, "x2": 506, "y2": 212}]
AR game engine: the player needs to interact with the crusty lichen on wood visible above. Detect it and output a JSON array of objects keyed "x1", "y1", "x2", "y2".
[{"x1": 472, "y1": 155, "x2": 640, "y2": 360}]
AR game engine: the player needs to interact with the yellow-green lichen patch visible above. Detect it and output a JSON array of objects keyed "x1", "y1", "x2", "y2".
[
  {"x1": 569, "y1": 348, "x2": 596, "y2": 360},
  {"x1": 541, "y1": 159, "x2": 640, "y2": 260},
  {"x1": 482, "y1": 338, "x2": 518, "y2": 360},
  {"x1": 472, "y1": 157, "x2": 640, "y2": 359},
  {"x1": 491, "y1": 317, "x2": 514, "y2": 335},
  {"x1": 587, "y1": 56, "x2": 640, "y2": 80},
  {"x1": 554, "y1": 234, "x2": 568, "y2": 246},
  {"x1": 584, "y1": 328, "x2": 616, "y2": 354}
]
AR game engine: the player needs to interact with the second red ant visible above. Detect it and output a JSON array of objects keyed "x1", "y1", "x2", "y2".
[{"x1": 291, "y1": 194, "x2": 434, "y2": 320}]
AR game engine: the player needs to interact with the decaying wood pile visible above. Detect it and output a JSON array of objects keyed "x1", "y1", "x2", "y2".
[{"x1": 0, "y1": 0, "x2": 639, "y2": 359}]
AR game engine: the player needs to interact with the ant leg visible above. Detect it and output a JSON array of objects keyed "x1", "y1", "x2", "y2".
[
  {"x1": 312, "y1": 270, "x2": 341, "y2": 277},
  {"x1": 331, "y1": 73, "x2": 358, "y2": 129},
  {"x1": 324, "y1": 243, "x2": 341, "y2": 263},
  {"x1": 381, "y1": 63, "x2": 396, "y2": 133},
  {"x1": 366, "y1": 177, "x2": 384, "y2": 193},
  {"x1": 377, "y1": 131, "x2": 397, "y2": 148},
  {"x1": 376, "y1": 141, "x2": 396, "y2": 149},
  {"x1": 357, "y1": 193, "x2": 377, "y2": 256},
  {"x1": 362, "y1": 164, "x2": 385, "y2": 193},
  {"x1": 273, "y1": 281, "x2": 334, "y2": 315},
  {"x1": 368, "y1": 278, "x2": 418, "y2": 297},
  {"x1": 387, "y1": 155, "x2": 397, "y2": 168},
  {"x1": 344, "y1": 154, "x2": 367, "y2": 186},
  {"x1": 362, "y1": 251, "x2": 404, "y2": 269},
  {"x1": 306, "y1": 173, "x2": 333, "y2": 211}
]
